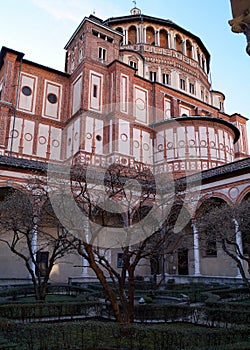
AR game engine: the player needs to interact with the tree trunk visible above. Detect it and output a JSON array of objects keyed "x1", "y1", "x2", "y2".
[
  {"x1": 83, "y1": 245, "x2": 123, "y2": 323},
  {"x1": 128, "y1": 268, "x2": 135, "y2": 323},
  {"x1": 118, "y1": 285, "x2": 129, "y2": 323},
  {"x1": 222, "y1": 239, "x2": 250, "y2": 290}
]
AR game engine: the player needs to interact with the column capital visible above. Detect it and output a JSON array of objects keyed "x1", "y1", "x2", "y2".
[{"x1": 229, "y1": 1, "x2": 250, "y2": 55}]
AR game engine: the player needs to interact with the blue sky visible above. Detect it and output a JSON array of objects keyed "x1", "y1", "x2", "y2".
[{"x1": 1, "y1": 0, "x2": 249, "y2": 150}]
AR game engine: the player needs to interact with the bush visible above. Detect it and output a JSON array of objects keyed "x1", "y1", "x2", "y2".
[{"x1": 144, "y1": 296, "x2": 153, "y2": 303}]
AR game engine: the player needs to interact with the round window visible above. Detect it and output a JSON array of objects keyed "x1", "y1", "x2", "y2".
[
  {"x1": 22, "y1": 86, "x2": 32, "y2": 96},
  {"x1": 48, "y1": 93, "x2": 58, "y2": 104}
]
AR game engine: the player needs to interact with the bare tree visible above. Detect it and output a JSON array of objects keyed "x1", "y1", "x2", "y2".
[
  {"x1": 55, "y1": 164, "x2": 191, "y2": 323},
  {"x1": 196, "y1": 198, "x2": 250, "y2": 288},
  {"x1": 0, "y1": 179, "x2": 76, "y2": 300}
]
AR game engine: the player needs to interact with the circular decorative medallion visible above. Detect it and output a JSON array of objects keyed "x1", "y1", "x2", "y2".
[
  {"x1": 121, "y1": 133, "x2": 128, "y2": 142},
  {"x1": 135, "y1": 98, "x2": 145, "y2": 111},
  {"x1": 39, "y1": 136, "x2": 47, "y2": 145},
  {"x1": 11, "y1": 129, "x2": 19, "y2": 138},
  {"x1": 178, "y1": 140, "x2": 185, "y2": 147},
  {"x1": 134, "y1": 140, "x2": 140, "y2": 148},
  {"x1": 143, "y1": 143, "x2": 149, "y2": 151},
  {"x1": 229, "y1": 187, "x2": 239, "y2": 200},
  {"x1": 167, "y1": 142, "x2": 173, "y2": 149},
  {"x1": 96, "y1": 135, "x2": 102, "y2": 142},
  {"x1": 86, "y1": 133, "x2": 92, "y2": 139},
  {"x1": 200, "y1": 140, "x2": 207, "y2": 147},
  {"x1": 52, "y1": 139, "x2": 60, "y2": 148},
  {"x1": 157, "y1": 143, "x2": 164, "y2": 151},
  {"x1": 24, "y1": 133, "x2": 33, "y2": 141}
]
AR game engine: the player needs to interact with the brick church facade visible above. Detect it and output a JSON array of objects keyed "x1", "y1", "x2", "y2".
[{"x1": 0, "y1": 5, "x2": 249, "y2": 284}]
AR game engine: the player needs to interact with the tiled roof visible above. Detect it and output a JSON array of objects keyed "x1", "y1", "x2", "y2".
[{"x1": 0, "y1": 155, "x2": 249, "y2": 185}]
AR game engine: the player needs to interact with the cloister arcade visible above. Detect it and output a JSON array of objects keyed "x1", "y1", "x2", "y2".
[{"x1": 0, "y1": 166, "x2": 249, "y2": 283}]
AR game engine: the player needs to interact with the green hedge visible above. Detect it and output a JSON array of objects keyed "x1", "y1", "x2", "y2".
[
  {"x1": 2, "y1": 300, "x2": 250, "y2": 326},
  {"x1": 204, "y1": 304, "x2": 250, "y2": 326},
  {"x1": 134, "y1": 304, "x2": 200, "y2": 323},
  {"x1": 1, "y1": 320, "x2": 249, "y2": 350},
  {"x1": 0, "y1": 301, "x2": 104, "y2": 321},
  {"x1": 0, "y1": 285, "x2": 34, "y2": 300},
  {"x1": 210, "y1": 287, "x2": 250, "y2": 300}
]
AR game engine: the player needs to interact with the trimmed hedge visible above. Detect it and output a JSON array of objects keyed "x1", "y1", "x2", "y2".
[
  {"x1": 1, "y1": 320, "x2": 249, "y2": 350},
  {"x1": 0, "y1": 301, "x2": 104, "y2": 321},
  {"x1": 204, "y1": 302, "x2": 250, "y2": 326},
  {"x1": 2, "y1": 300, "x2": 250, "y2": 326}
]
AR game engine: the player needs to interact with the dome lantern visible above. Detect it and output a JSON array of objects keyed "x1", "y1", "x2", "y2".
[{"x1": 130, "y1": 0, "x2": 141, "y2": 15}]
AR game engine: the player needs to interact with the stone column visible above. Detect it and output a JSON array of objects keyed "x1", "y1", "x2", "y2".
[
  {"x1": 192, "y1": 222, "x2": 201, "y2": 276},
  {"x1": 190, "y1": 46, "x2": 194, "y2": 59},
  {"x1": 182, "y1": 40, "x2": 186, "y2": 56},
  {"x1": 156, "y1": 30, "x2": 160, "y2": 46},
  {"x1": 203, "y1": 58, "x2": 207, "y2": 73},
  {"x1": 143, "y1": 28, "x2": 146, "y2": 43},
  {"x1": 82, "y1": 222, "x2": 89, "y2": 277},
  {"x1": 172, "y1": 34, "x2": 176, "y2": 50},
  {"x1": 137, "y1": 27, "x2": 140, "y2": 43},
  {"x1": 167, "y1": 32, "x2": 171, "y2": 49},
  {"x1": 234, "y1": 218, "x2": 244, "y2": 278},
  {"x1": 193, "y1": 47, "x2": 198, "y2": 61},
  {"x1": 124, "y1": 29, "x2": 128, "y2": 45},
  {"x1": 109, "y1": 120, "x2": 113, "y2": 154},
  {"x1": 122, "y1": 29, "x2": 125, "y2": 45},
  {"x1": 199, "y1": 54, "x2": 202, "y2": 67},
  {"x1": 30, "y1": 223, "x2": 38, "y2": 274}
]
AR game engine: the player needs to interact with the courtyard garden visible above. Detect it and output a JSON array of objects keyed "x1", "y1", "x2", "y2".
[{"x1": 0, "y1": 281, "x2": 250, "y2": 349}]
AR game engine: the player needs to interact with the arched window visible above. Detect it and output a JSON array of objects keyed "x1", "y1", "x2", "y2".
[
  {"x1": 159, "y1": 29, "x2": 169, "y2": 48},
  {"x1": 197, "y1": 49, "x2": 201, "y2": 64},
  {"x1": 115, "y1": 27, "x2": 124, "y2": 44},
  {"x1": 115, "y1": 27, "x2": 123, "y2": 34},
  {"x1": 202, "y1": 58, "x2": 206, "y2": 71},
  {"x1": 128, "y1": 25, "x2": 137, "y2": 45},
  {"x1": 78, "y1": 49, "x2": 83, "y2": 63},
  {"x1": 186, "y1": 40, "x2": 192, "y2": 59},
  {"x1": 175, "y1": 34, "x2": 183, "y2": 53},
  {"x1": 146, "y1": 26, "x2": 155, "y2": 45}
]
